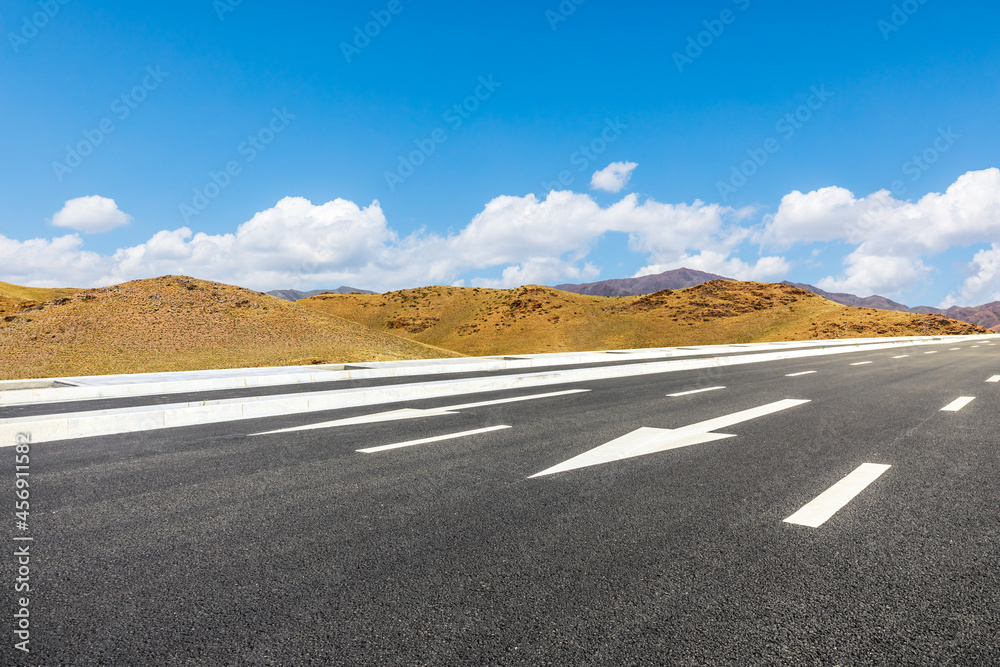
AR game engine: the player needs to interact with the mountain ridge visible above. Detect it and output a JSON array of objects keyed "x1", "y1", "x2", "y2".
[
  {"x1": 782, "y1": 281, "x2": 1000, "y2": 332},
  {"x1": 554, "y1": 268, "x2": 728, "y2": 297},
  {"x1": 546, "y1": 268, "x2": 999, "y2": 332},
  {"x1": 266, "y1": 286, "x2": 376, "y2": 301}
]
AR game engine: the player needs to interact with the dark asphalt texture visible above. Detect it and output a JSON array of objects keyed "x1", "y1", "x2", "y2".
[{"x1": 2, "y1": 340, "x2": 999, "y2": 665}]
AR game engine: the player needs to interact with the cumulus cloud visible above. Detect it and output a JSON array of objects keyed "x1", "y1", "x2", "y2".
[
  {"x1": 14, "y1": 170, "x2": 1000, "y2": 302},
  {"x1": 943, "y1": 243, "x2": 1000, "y2": 307},
  {"x1": 817, "y1": 252, "x2": 931, "y2": 297},
  {"x1": 1, "y1": 191, "x2": 766, "y2": 292},
  {"x1": 763, "y1": 168, "x2": 1000, "y2": 298},
  {"x1": 0, "y1": 233, "x2": 111, "y2": 287},
  {"x1": 590, "y1": 161, "x2": 638, "y2": 193},
  {"x1": 51, "y1": 196, "x2": 132, "y2": 233},
  {"x1": 472, "y1": 258, "x2": 601, "y2": 289}
]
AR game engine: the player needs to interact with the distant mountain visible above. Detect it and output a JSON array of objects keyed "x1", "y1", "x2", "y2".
[
  {"x1": 780, "y1": 282, "x2": 913, "y2": 313},
  {"x1": 267, "y1": 286, "x2": 376, "y2": 301},
  {"x1": 932, "y1": 303, "x2": 1000, "y2": 331},
  {"x1": 784, "y1": 281, "x2": 1000, "y2": 332},
  {"x1": 554, "y1": 268, "x2": 731, "y2": 297}
]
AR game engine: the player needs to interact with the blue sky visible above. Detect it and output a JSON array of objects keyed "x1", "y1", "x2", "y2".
[{"x1": 3, "y1": 0, "x2": 1000, "y2": 306}]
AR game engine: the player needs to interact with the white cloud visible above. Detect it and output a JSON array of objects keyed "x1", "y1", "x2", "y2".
[
  {"x1": 0, "y1": 233, "x2": 111, "y2": 287},
  {"x1": 101, "y1": 197, "x2": 402, "y2": 290},
  {"x1": 51, "y1": 196, "x2": 132, "y2": 233},
  {"x1": 942, "y1": 243, "x2": 1000, "y2": 307},
  {"x1": 764, "y1": 168, "x2": 1000, "y2": 297},
  {"x1": 817, "y1": 252, "x2": 930, "y2": 297},
  {"x1": 472, "y1": 258, "x2": 601, "y2": 289},
  {"x1": 590, "y1": 161, "x2": 638, "y2": 193},
  {"x1": 1, "y1": 191, "x2": 764, "y2": 292}
]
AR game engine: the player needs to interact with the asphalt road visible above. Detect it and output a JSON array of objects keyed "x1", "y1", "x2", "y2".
[{"x1": 3, "y1": 340, "x2": 999, "y2": 665}]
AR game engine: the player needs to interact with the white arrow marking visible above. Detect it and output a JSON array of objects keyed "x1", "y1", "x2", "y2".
[
  {"x1": 667, "y1": 386, "x2": 725, "y2": 397},
  {"x1": 784, "y1": 463, "x2": 891, "y2": 528},
  {"x1": 529, "y1": 399, "x2": 810, "y2": 478},
  {"x1": 249, "y1": 389, "x2": 588, "y2": 436}
]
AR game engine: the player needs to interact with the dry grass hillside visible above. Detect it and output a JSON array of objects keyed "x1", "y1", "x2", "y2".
[
  {"x1": 0, "y1": 280, "x2": 81, "y2": 320},
  {"x1": 0, "y1": 276, "x2": 455, "y2": 380},
  {"x1": 301, "y1": 280, "x2": 992, "y2": 356}
]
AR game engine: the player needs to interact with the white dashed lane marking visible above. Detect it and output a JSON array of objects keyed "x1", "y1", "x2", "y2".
[
  {"x1": 941, "y1": 397, "x2": 976, "y2": 412},
  {"x1": 785, "y1": 371, "x2": 817, "y2": 377},
  {"x1": 850, "y1": 361, "x2": 873, "y2": 366},
  {"x1": 358, "y1": 425, "x2": 511, "y2": 453},
  {"x1": 784, "y1": 463, "x2": 892, "y2": 528},
  {"x1": 892, "y1": 355, "x2": 909, "y2": 359},
  {"x1": 249, "y1": 389, "x2": 589, "y2": 436},
  {"x1": 667, "y1": 386, "x2": 725, "y2": 397},
  {"x1": 987, "y1": 376, "x2": 1000, "y2": 383}
]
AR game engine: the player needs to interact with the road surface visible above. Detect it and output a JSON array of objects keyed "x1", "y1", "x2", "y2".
[{"x1": 2, "y1": 336, "x2": 999, "y2": 665}]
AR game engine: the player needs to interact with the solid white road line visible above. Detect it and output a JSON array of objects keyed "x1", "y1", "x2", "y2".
[
  {"x1": 529, "y1": 399, "x2": 810, "y2": 478},
  {"x1": 891, "y1": 355, "x2": 909, "y2": 359},
  {"x1": 358, "y1": 425, "x2": 511, "y2": 453},
  {"x1": 987, "y1": 375, "x2": 1000, "y2": 383},
  {"x1": 785, "y1": 371, "x2": 817, "y2": 377},
  {"x1": 249, "y1": 408, "x2": 456, "y2": 436},
  {"x1": 444, "y1": 389, "x2": 590, "y2": 411},
  {"x1": 250, "y1": 389, "x2": 589, "y2": 436},
  {"x1": 850, "y1": 361, "x2": 873, "y2": 366},
  {"x1": 941, "y1": 396, "x2": 976, "y2": 412},
  {"x1": 667, "y1": 386, "x2": 726, "y2": 397},
  {"x1": 784, "y1": 463, "x2": 891, "y2": 528}
]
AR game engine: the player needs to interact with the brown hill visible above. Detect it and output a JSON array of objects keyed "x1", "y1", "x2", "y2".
[
  {"x1": 555, "y1": 267, "x2": 730, "y2": 297},
  {"x1": 0, "y1": 276, "x2": 454, "y2": 380},
  {"x1": 0, "y1": 280, "x2": 81, "y2": 320},
  {"x1": 783, "y1": 281, "x2": 1000, "y2": 332},
  {"x1": 300, "y1": 279, "x2": 991, "y2": 356}
]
